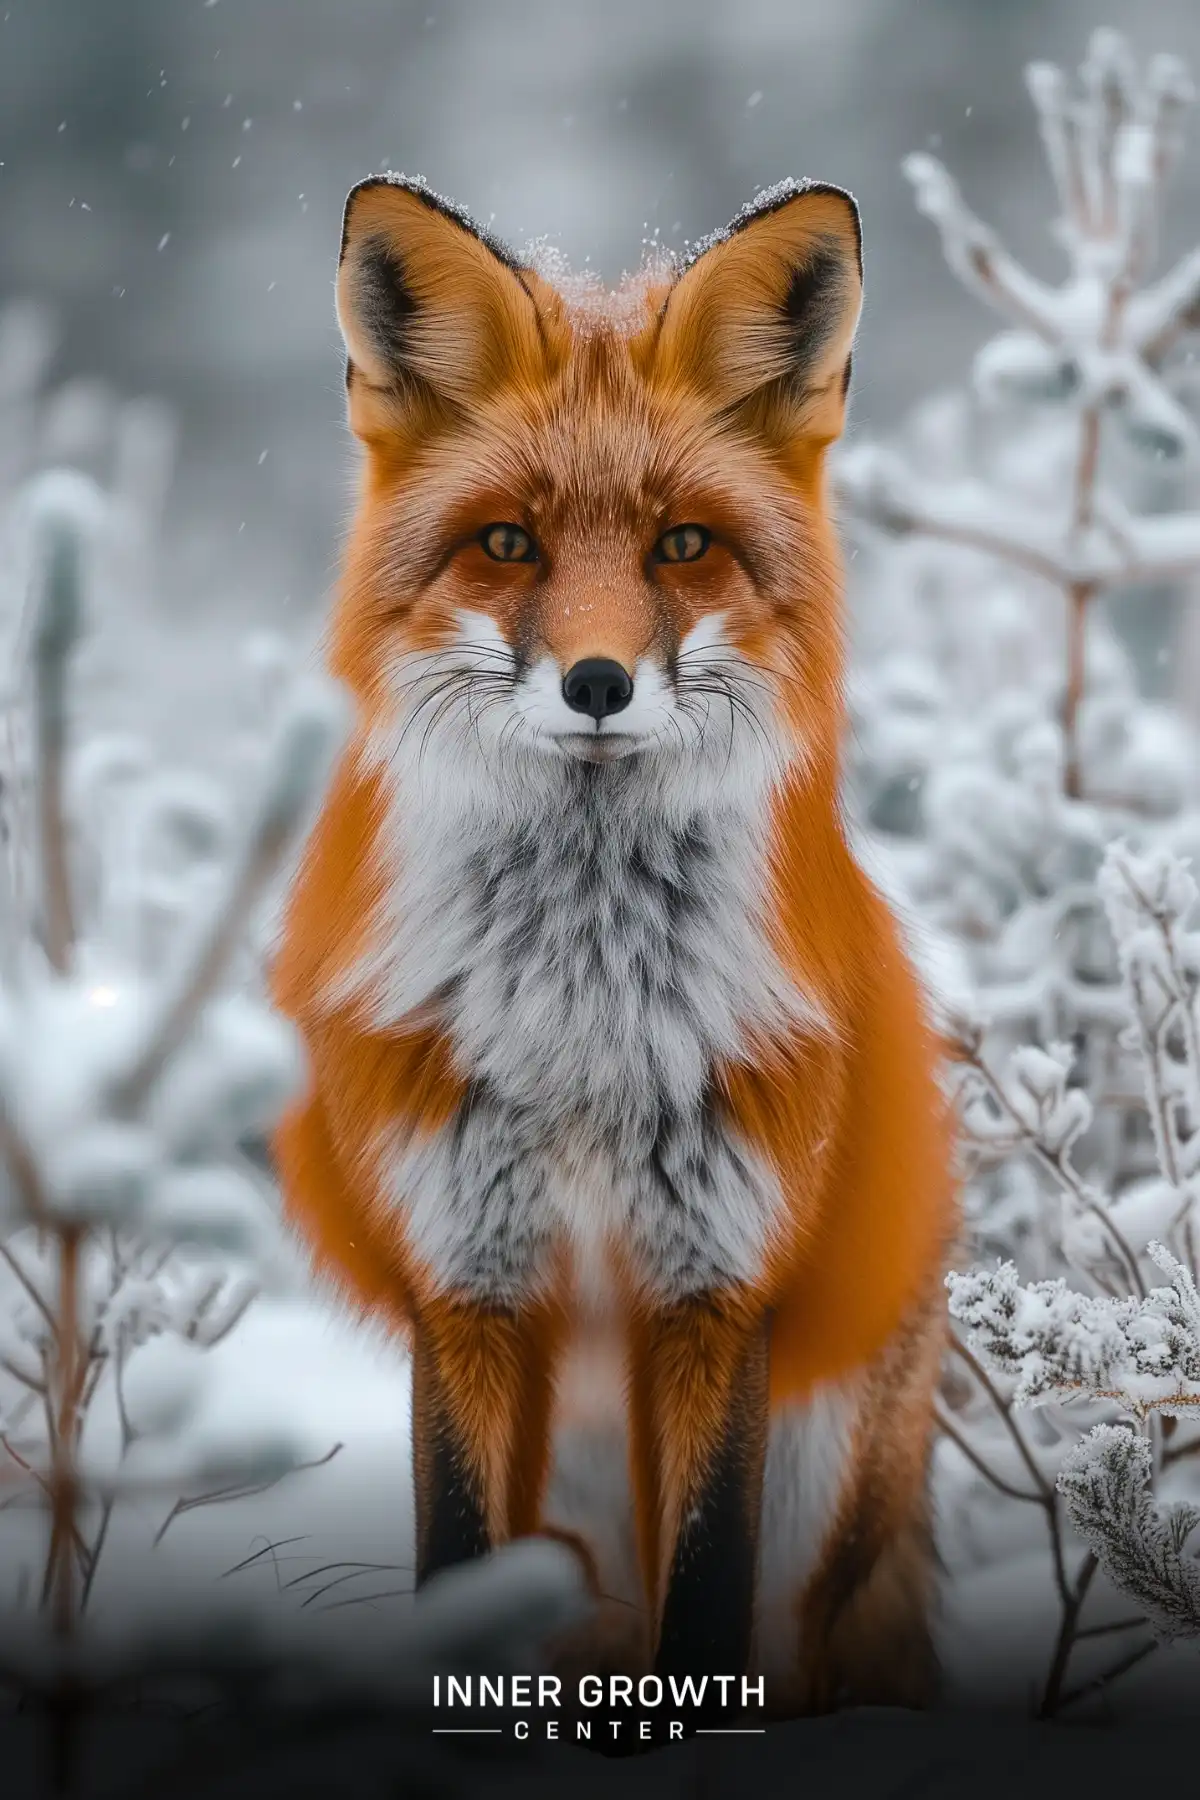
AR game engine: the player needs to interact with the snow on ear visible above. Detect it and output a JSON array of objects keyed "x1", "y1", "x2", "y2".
[
  {"x1": 336, "y1": 175, "x2": 548, "y2": 441},
  {"x1": 653, "y1": 181, "x2": 863, "y2": 448}
]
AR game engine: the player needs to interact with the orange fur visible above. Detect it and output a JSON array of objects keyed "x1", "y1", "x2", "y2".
[{"x1": 272, "y1": 174, "x2": 957, "y2": 1714}]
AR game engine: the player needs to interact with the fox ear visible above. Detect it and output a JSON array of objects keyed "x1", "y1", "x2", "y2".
[
  {"x1": 652, "y1": 181, "x2": 863, "y2": 450},
  {"x1": 336, "y1": 176, "x2": 546, "y2": 443}
]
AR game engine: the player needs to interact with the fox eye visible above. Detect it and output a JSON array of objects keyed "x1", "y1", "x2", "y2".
[
  {"x1": 481, "y1": 522, "x2": 537, "y2": 563},
  {"x1": 655, "y1": 524, "x2": 711, "y2": 564}
]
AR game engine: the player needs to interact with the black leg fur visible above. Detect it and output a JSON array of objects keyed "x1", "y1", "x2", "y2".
[{"x1": 411, "y1": 1328, "x2": 490, "y2": 1587}]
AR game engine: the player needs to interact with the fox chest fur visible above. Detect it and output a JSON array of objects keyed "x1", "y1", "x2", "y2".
[{"x1": 353, "y1": 753, "x2": 816, "y2": 1310}]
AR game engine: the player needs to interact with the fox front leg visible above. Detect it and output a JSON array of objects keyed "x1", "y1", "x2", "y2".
[
  {"x1": 410, "y1": 1296, "x2": 561, "y2": 1587},
  {"x1": 629, "y1": 1291, "x2": 771, "y2": 1697}
]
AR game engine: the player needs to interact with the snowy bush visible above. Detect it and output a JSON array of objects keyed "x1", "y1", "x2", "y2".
[
  {"x1": 0, "y1": 468, "x2": 348, "y2": 1782},
  {"x1": 0, "y1": 454, "x2": 588, "y2": 1790},
  {"x1": 841, "y1": 29, "x2": 1200, "y2": 1717}
]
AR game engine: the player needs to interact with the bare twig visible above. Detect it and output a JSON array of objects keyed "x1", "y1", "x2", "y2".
[
  {"x1": 43, "y1": 1221, "x2": 84, "y2": 1798},
  {"x1": 1162, "y1": 1432, "x2": 1200, "y2": 1467},
  {"x1": 1076, "y1": 1615, "x2": 1149, "y2": 1639},
  {"x1": 0, "y1": 1350, "x2": 46, "y2": 1393},
  {"x1": 935, "y1": 1405, "x2": 1045, "y2": 1503},
  {"x1": 1057, "y1": 1635, "x2": 1159, "y2": 1711},
  {"x1": 79, "y1": 1499, "x2": 113, "y2": 1616},
  {"x1": 0, "y1": 1432, "x2": 43, "y2": 1491},
  {"x1": 44, "y1": 1226, "x2": 82, "y2": 1630},
  {"x1": 945, "y1": 1337, "x2": 1073, "y2": 1607},
  {"x1": 840, "y1": 450, "x2": 1200, "y2": 598},
  {"x1": 289, "y1": 1562, "x2": 414, "y2": 1609},
  {"x1": 951, "y1": 1338, "x2": 1056, "y2": 1499},
  {"x1": 219, "y1": 1535, "x2": 310, "y2": 1580},
  {"x1": 152, "y1": 1442, "x2": 344, "y2": 1548},
  {"x1": 1038, "y1": 1549, "x2": 1099, "y2": 1717},
  {"x1": 902, "y1": 153, "x2": 1066, "y2": 341}
]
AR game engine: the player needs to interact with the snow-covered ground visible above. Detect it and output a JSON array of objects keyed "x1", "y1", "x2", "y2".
[
  {"x1": 54, "y1": 1281, "x2": 1195, "y2": 1717},
  {"x1": 57, "y1": 1291, "x2": 415, "y2": 1670}
]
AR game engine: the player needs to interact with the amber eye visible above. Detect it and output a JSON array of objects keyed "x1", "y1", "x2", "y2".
[
  {"x1": 480, "y1": 522, "x2": 537, "y2": 563},
  {"x1": 655, "y1": 524, "x2": 711, "y2": 564}
]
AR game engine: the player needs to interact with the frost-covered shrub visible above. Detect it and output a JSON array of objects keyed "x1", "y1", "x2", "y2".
[
  {"x1": 840, "y1": 30, "x2": 1200, "y2": 1716},
  {"x1": 0, "y1": 472, "x2": 588, "y2": 1791}
]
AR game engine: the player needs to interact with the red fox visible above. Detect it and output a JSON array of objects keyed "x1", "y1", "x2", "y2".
[{"x1": 270, "y1": 172, "x2": 958, "y2": 1720}]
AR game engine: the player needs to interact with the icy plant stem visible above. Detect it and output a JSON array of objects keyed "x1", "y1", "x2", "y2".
[
  {"x1": 1058, "y1": 1636, "x2": 1158, "y2": 1711},
  {"x1": 32, "y1": 509, "x2": 82, "y2": 974},
  {"x1": 952, "y1": 1340, "x2": 1056, "y2": 1502},
  {"x1": 949, "y1": 1338, "x2": 1071, "y2": 1602},
  {"x1": 46, "y1": 1226, "x2": 80, "y2": 1632},
  {"x1": 935, "y1": 1404, "x2": 1044, "y2": 1503},
  {"x1": 45, "y1": 1223, "x2": 82, "y2": 1798},
  {"x1": 1063, "y1": 402, "x2": 1102, "y2": 799},
  {"x1": 26, "y1": 495, "x2": 89, "y2": 1791},
  {"x1": 36, "y1": 706, "x2": 72, "y2": 977},
  {"x1": 1063, "y1": 580, "x2": 1095, "y2": 798},
  {"x1": 1038, "y1": 1550, "x2": 1099, "y2": 1717}
]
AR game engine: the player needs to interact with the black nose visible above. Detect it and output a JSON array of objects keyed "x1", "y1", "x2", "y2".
[{"x1": 561, "y1": 658, "x2": 633, "y2": 723}]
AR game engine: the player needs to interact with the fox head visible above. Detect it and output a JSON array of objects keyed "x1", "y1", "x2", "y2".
[{"x1": 331, "y1": 175, "x2": 862, "y2": 801}]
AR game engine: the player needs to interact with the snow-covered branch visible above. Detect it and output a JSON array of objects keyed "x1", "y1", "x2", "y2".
[
  {"x1": 901, "y1": 153, "x2": 1065, "y2": 342},
  {"x1": 838, "y1": 443, "x2": 1200, "y2": 591},
  {"x1": 901, "y1": 34, "x2": 1199, "y2": 376},
  {"x1": 841, "y1": 30, "x2": 1200, "y2": 839},
  {"x1": 1132, "y1": 248, "x2": 1200, "y2": 358},
  {"x1": 947, "y1": 1241, "x2": 1200, "y2": 1416}
]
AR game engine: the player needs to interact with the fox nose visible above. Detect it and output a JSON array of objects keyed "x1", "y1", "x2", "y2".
[{"x1": 562, "y1": 658, "x2": 633, "y2": 723}]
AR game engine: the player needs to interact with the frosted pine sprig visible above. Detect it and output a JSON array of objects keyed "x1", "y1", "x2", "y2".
[{"x1": 1058, "y1": 1425, "x2": 1200, "y2": 1641}]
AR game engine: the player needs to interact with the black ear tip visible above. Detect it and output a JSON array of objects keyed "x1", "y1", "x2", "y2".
[
  {"x1": 800, "y1": 180, "x2": 863, "y2": 279},
  {"x1": 340, "y1": 175, "x2": 385, "y2": 264},
  {"x1": 339, "y1": 173, "x2": 420, "y2": 264},
  {"x1": 338, "y1": 172, "x2": 523, "y2": 274},
  {"x1": 686, "y1": 177, "x2": 863, "y2": 277}
]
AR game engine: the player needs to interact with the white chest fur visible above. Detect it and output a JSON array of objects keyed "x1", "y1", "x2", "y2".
[{"x1": 345, "y1": 743, "x2": 820, "y2": 1306}]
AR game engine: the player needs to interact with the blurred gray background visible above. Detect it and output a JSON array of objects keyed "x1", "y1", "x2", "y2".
[{"x1": 2, "y1": 0, "x2": 1198, "y2": 619}]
